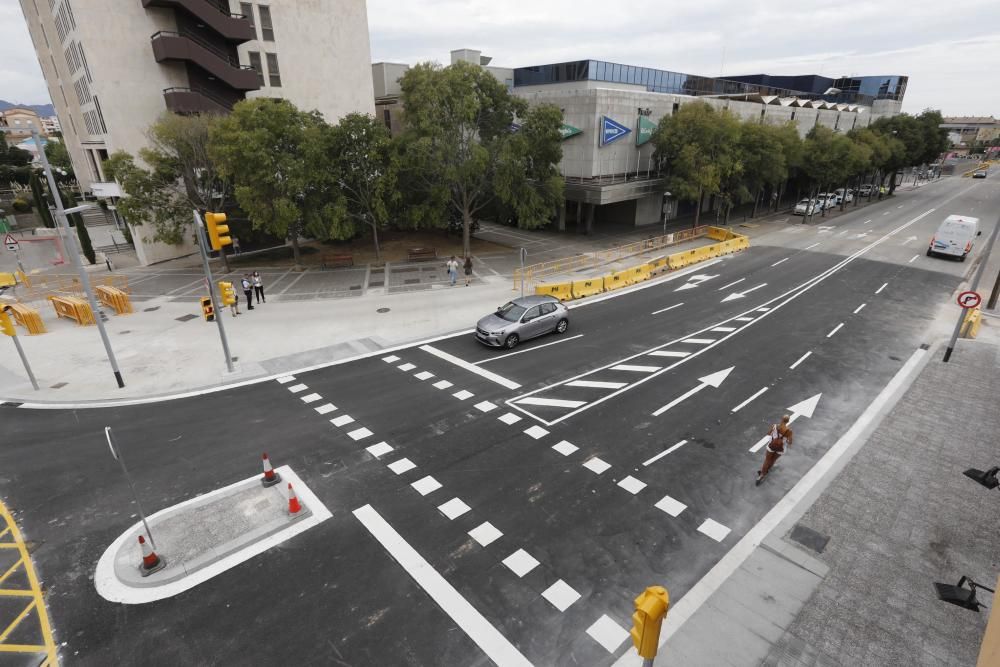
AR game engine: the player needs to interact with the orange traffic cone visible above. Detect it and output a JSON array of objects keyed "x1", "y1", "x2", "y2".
[
  {"x1": 138, "y1": 534, "x2": 165, "y2": 576},
  {"x1": 261, "y1": 452, "x2": 281, "y2": 487},
  {"x1": 287, "y1": 482, "x2": 302, "y2": 515}
]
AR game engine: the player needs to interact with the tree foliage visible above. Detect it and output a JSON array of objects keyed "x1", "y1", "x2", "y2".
[{"x1": 44, "y1": 139, "x2": 73, "y2": 176}]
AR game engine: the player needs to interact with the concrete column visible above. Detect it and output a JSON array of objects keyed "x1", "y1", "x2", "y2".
[
  {"x1": 557, "y1": 202, "x2": 566, "y2": 231},
  {"x1": 576, "y1": 200, "x2": 583, "y2": 234},
  {"x1": 585, "y1": 203, "x2": 595, "y2": 235}
]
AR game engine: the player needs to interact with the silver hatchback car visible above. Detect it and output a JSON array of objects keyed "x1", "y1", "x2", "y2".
[{"x1": 475, "y1": 295, "x2": 569, "y2": 349}]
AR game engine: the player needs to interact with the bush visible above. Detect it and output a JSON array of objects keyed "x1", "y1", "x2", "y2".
[{"x1": 11, "y1": 198, "x2": 32, "y2": 213}]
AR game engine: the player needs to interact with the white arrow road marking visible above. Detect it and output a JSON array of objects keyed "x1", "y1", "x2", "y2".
[
  {"x1": 675, "y1": 283, "x2": 699, "y2": 292},
  {"x1": 653, "y1": 367, "x2": 734, "y2": 416},
  {"x1": 675, "y1": 274, "x2": 718, "y2": 291},
  {"x1": 749, "y1": 393, "x2": 822, "y2": 452},
  {"x1": 721, "y1": 283, "x2": 767, "y2": 302}
]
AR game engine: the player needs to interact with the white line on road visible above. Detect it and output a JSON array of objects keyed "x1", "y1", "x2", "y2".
[
  {"x1": 651, "y1": 303, "x2": 684, "y2": 315},
  {"x1": 883, "y1": 211, "x2": 890, "y2": 215},
  {"x1": 682, "y1": 338, "x2": 715, "y2": 345},
  {"x1": 421, "y1": 345, "x2": 521, "y2": 389},
  {"x1": 611, "y1": 364, "x2": 661, "y2": 372},
  {"x1": 734, "y1": 316, "x2": 754, "y2": 322},
  {"x1": 854, "y1": 303, "x2": 867, "y2": 314},
  {"x1": 908, "y1": 254, "x2": 919, "y2": 263},
  {"x1": 475, "y1": 334, "x2": 583, "y2": 364},
  {"x1": 649, "y1": 350, "x2": 690, "y2": 358},
  {"x1": 863, "y1": 219, "x2": 872, "y2": 224},
  {"x1": 567, "y1": 380, "x2": 627, "y2": 389},
  {"x1": 897, "y1": 205, "x2": 903, "y2": 208},
  {"x1": 876, "y1": 282, "x2": 888, "y2": 294},
  {"x1": 804, "y1": 243, "x2": 821, "y2": 250},
  {"x1": 771, "y1": 258, "x2": 789, "y2": 267},
  {"x1": 717, "y1": 278, "x2": 745, "y2": 291},
  {"x1": 827, "y1": 323, "x2": 845, "y2": 338},
  {"x1": 711, "y1": 327, "x2": 737, "y2": 333},
  {"x1": 731, "y1": 387, "x2": 768, "y2": 413},
  {"x1": 353, "y1": 505, "x2": 532, "y2": 667},
  {"x1": 789, "y1": 351, "x2": 812, "y2": 370},
  {"x1": 642, "y1": 440, "x2": 688, "y2": 466},
  {"x1": 516, "y1": 397, "x2": 587, "y2": 408}
]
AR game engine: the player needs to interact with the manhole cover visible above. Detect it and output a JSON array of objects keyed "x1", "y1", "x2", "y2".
[
  {"x1": 889, "y1": 355, "x2": 902, "y2": 361},
  {"x1": 789, "y1": 523, "x2": 830, "y2": 554},
  {"x1": 143, "y1": 306, "x2": 160, "y2": 312},
  {"x1": 377, "y1": 307, "x2": 390, "y2": 313},
  {"x1": 49, "y1": 382, "x2": 68, "y2": 389},
  {"x1": 175, "y1": 313, "x2": 198, "y2": 322}
]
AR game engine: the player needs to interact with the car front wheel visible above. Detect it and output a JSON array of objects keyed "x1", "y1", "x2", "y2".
[
  {"x1": 555, "y1": 318, "x2": 568, "y2": 334},
  {"x1": 504, "y1": 334, "x2": 519, "y2": 350}
]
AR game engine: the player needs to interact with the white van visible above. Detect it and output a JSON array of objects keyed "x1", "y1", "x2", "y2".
[{"x1": 927, "y1": 215, "x2": 981, "y2": 261}]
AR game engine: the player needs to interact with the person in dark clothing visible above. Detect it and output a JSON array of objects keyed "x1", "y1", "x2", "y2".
[
  {"x1": 241, "y1": 274, "x2": 254, "y2": 310},
  {"x1": 463, "y1": 256, "x2": 473, "y2": 286}
]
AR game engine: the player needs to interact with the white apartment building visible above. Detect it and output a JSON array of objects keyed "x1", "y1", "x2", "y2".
[{"x1": 19, "y1": 0, "x2": 375, "y2": 265}]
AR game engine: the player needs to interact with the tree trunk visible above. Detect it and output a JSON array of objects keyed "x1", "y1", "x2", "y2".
[
  {"x1": 751, "y1": 188, "x2": 761, "y2": 218},
  {"x1": 462, "y1": 210, "x2": 472, "y2": 258},
  {"x1": 371, "y1": 222, "x2": 382, "y2": 265},
  {"x1": 693, "y1": 187, "x2": 703, "y2": 228},
  {"x1": 290, "y1": 227, "x2": 302, "y2": 269},
  {"x1": 724, "y1": 202, "x2": 731, "y2": 225},
  {"x1": 840, "y1": 180, "x2": 848, "y2": 212}
]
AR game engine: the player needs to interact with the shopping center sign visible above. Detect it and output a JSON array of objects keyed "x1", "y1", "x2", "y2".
[
  {"x1": 600, "y1": 116, "x2": 631, "y2": 146},
  {"x1": 636, "y1": 115, "x2": 656, "y2": 146}
]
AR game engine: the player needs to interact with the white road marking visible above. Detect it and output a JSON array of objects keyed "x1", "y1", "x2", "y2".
[
  {"x1": 330, "y1": 415, "x2": 354, "y2": 427},
  {"x1": 827, "y1": 322, "x2": 845, "y2": 338},
  {"x1": 432, "y1": 380, "x2": 454, "y2": 390},
  {"x1": 717, "y1": 278, "x2": 745, "y2": 291},
  {"x1": 897, "y1": 205, "x2": 903, "y2": 208},
  {"x1": 515, "y1": 397, "x2": 586, "y2": 409},
  {"x1": 348, "y1": 427, "x2": 373, "y2": 441},
  {"x1": 652, "y1": 367, "x2": 734, "y2": 417},
  {"x1": 541, "y1": 580, "x2": 581, "y2": 612},
  {"x1": 314, "y1": 403, "x2": 337, "y2": 415},
  {"x1": 287, "y1": 384, "x2": 307, "y2": 393},
  {"x1": 583, "y1": 457, "x2": 611, "y2": 474},
  {"x1": 711, "y1": 327, "x2": 737, "y2": 333},
  {"x1": 438, "y1": 498, "x2": 471, "y2": 520},
  {"x1": 908, "y1": 254, "x2": 919, "y2": 263},
  {"x1": 771, "y1": 258, "x2": 789, "y2": 267},
  {"x1": 876, "y1": 282, "x2": 888, "y2": 294},
  {"x1": 649, "y1": 350, "x2": 689, "y2": 358},
  {"x1": 883, "y1": 211, "x2": 890, "y2": 215},
  {"x1": 757, "y1": 307, "x2": 771, "y2": 312},
  {"x1": 854, "y1": 303, "x2": 867, "y2": 314},
  {"x1": 731, "y1": 387, "x2": 769, "y2": 413},
  {"x1": 420, "y1": 345, "x2": 521, "y2": 389},
  {"x1": 366, "y1": 442, "x2": 393, "y2": 458},
  {"x1": 682, "y1": 338, "x2": 715, "y2": 345},
  {"x1": 414, "y1": 371, "x2": 435, "y2": 381},
  {"x1": 698, "y1": 519, "x2": 731, "y2": 542},
  {"x1": 642, "y1": 440, "x2": 688, "y2": 466},
  {"x1": 749, "y1": 434, "x2": 771, "y2": 454},
  {"x1": 474, "y1": 401, "x2": 498, "y2": 412},
  {"x1": 524, "y1": 425, "x2": 549, "y2": 439},
  {"x1": 468, "y1": 522, "x2": 504, "y2": 547},
  {"x1": 789, "y1": 351, "x2": 812, "y2": 370},
  {"x1": 452, "y1": 390, "x2": 475, "y2": 401},
  {"x1": 387, "y1": 458, "x2": 416, "y2": 475},
  {"x1": 353, "y1": 505, "x2": 532, "y2": 667},
  {"x1": 651, "y1": 303, "x2": 684, "y2": 315},
  {"x1": 498, "y1": 412, "x2": 522, "y2": 425},
  {"x1": 587, "y1": 615, "x2": 630, "y2": 653},
  {"x1": 611, "y1": 364, "x2": 661, "y2": 372},
  {"x1": 300, "y1": 393, "x2": 322, "y2": 403},
  {"x1": 863, "y1": 219, "x2": 872, "y2": 225},
  {"x1": 502, "y1": 549, "x2": 540, "y2": 577},
  {"x1": 475, "y1": 334, "x2": 583, "y2": 364},
  {"x1": 720, "y1": 283, "x2": 768, "y2": 302},
  {"x1": 552, "y1": 441, "x2": 579, "y2": 456},
  {"x1": 617, "y1": 476, "x2": 647, "y2": 494},
  {"x1": 654, "y1": 494, "x2": 687, "y2": 517},
  {"x1": 567, "y1": 380, "x2": 627, "y2": 389},
  {"x1": 734, "y1": 316, "x2": 754, "y2": 322},
  {"x1": 381, "y1": 355, "x2": 400, "y2": 363},
  {"x1": 276, "y1": 376, "x2": 296, "y2": 384},
  {"x1": 804, "y1": 243, "x2": 821, "y2": 250},
  {"x1": 398, "y1": 363, "x2": 416, "y2": 372},
  {"x1": 411, "y1": 476, "x2": 442, "y2": 496}
]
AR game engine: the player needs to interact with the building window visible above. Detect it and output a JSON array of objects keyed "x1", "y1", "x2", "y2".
[
  {"x1": 672, "y1": 102, "x2": 680, "y2": 115},
  {"x1": 266, "y1": 52, "x2": 281, "y2": 87},
  {"x1": 93, "y1": 95, "x2": 107, "y2": 134},
  {"x1": 64, "y1": 0, "x2": 76, "y2": 29},
  {"x1": 248, "y1": 51, "x2": 264, "y2": 86},
  {"x1": 240, "y1": 2, "x2": 257, "y2": 37},
  {"x1": 383, "y1": 108, "x2": 391, "y2": 130},
  {"x1": 258, "y1": 5, "x2": 274, "y2": 41},
  {"x1": 78, "y1": 43, "x2": 92, "y2": 83}
]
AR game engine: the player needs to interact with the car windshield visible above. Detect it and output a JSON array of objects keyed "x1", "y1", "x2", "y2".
[{"x1": 496, "y1": 302, "x2": 527, "y2": 322}]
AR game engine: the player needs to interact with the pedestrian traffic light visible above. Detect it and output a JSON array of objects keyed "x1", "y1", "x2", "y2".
[
  {"x1": 0, "y1": 308, "x2": 15, "y2": 337},
  {"x1": 200, "y1": 296, "x2": 215, "y2": 322},
  {"x1": 218, "y1": 281, "x2": 236, "y2": 306},
  {"x1": 204, "y1": 212, "x2": 231, "y2": 251},
  {"x1": 630, "y1": 586, "x2": 669, "y2": 660}
]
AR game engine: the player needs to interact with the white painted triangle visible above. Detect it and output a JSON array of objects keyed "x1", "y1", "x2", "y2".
[
  {"x1": 788, "y1": 393, "x2": 822, "y2": 419},
  {"x1": 675, "y1": 283, "x2": 698, "y2": 291},
  {"x1": 690, "y1": 274, "x2": 718, "y2": 282},
  {"x1": 721, "y1": 292, "x2": 745, "y2": 302},
  {"x1": 699, "y1": 366, "x2": 734, "y2": 388}
]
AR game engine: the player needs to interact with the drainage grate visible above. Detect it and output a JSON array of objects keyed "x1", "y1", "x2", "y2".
[
  {"x1": 789, "y1": 523, "x2": 830, "y2": 554},
  {"x1": 119, "y1": 330, "x2": 131, "y2": 335},
  {"x1": 175, "y1": 313, "x2": 199, "y2": 322},
  {"x1": 143, "y1": 306, "x2": 161, "y2": 312},
  {"x1": 377, "y1": 307, "x2": 390, "y2": 313}
]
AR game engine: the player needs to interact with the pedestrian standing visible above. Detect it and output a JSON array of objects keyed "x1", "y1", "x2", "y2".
[
  {"x1": 252, "y1": 270, "x2": 265, "y2": 304},
  {"x1": 241, "y1": 274, "x2": 254, "y2": 310},
  {"x1": 756, "y1": 415, "x2": 793, "y2": 485},
  {"x1": 230, "y1": 284, "x2": 240, "y2": 316},
  {"x1": 463, "y1": 256, "x2": 473, "y2": 286},
  {"x1": 446, "y1": 256, "x2": 459, "y2": 286},
  {"x1": 232, "y1": 237, "x2": 241, "y2": 255}
]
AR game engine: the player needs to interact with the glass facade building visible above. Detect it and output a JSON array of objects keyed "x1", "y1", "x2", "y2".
[{"x1": 513, "y1": 60, "x2": 907, "y2": 106}]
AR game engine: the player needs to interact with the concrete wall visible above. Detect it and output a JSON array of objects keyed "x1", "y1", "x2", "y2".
[{"x1": 372, "y1": 62, "x2": 409, "y2": 99}]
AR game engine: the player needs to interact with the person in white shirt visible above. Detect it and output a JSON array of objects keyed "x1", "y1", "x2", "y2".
[{"x1": 252, "y1": 271, "x2": 265, "y2": 304}]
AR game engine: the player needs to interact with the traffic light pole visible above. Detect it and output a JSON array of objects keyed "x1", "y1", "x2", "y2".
[
  {"x1": 2, "y1": 308, "x2": 38, "y2": 391},
  {"x1": 193, "y1": 210, "x2": 234, "y2": 373}
]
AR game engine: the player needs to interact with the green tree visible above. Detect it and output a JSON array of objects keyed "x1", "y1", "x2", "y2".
[
  {"x1": 29, "y1": 171, "x2": 55, "y2": 228},
  {"x1": 104, "y1": 150, "x2": 190, "y2": 244},
  {"x1": 44, "y1": 138, "x2": 74, "y2": 176},
  {"x1": 210, "y1": 98, "x2": 331, "y2": 268},
  {"x1": 0, "y1": 142, "x2": 33, "y2": 166},
  {"x1": 738, "y1": 122, "x2": 796, "y2": 217},
  {"x1": 801, "y1": 126, "x2": 855, "y2": 216},
  {"x1": 399, "y1": 61, "x2": 564, "y2": 255},
  {"x1": 652, "y1": 101, "x2": 742, "y2": 227},
  {"x1": 914, "y1": 109, "x2": 949, "y2": 165}
]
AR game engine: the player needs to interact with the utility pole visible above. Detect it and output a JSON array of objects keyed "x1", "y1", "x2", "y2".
[{"x1": 194, "y1": 210, "x2": 234, "y2": 372}]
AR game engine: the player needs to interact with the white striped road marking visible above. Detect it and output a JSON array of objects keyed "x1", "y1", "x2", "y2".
[
  {"x1": 567, "y1": 380, "x2": 627, "y2": 389},
  {"x1": 411, "y1": 476, "x2": 442, "y2": 496},
  {"x1": 642, "y1": 440, "x2": 687, "y2": 466},
  {"x1": 897, "y1": 205, "x2": 903, "y2": 208},
  {"x1": 711, "y1": 327, "x2": 737, "y2": 333},
  {"x1": 552, "y1": 441, "x2": 579, "y2": 456},
  {"x1": 524, "y1": 425, "x2": 549, "y2": 439},
  {"x1": 863, "y1": 219, "x2": 872, "y2": 224},
  {"x1": 908, "y1": 254, "x2": 919, "y2": 263},
  {"x1": 717, "y1": 278, "x2": 745, "y2": 291},
  {"x1": 757, "y1": 307, "x2": 770, "y2": 312},
  {"x1": 398, "y1": 363, "x2": 416, "y2": 371},
  {"x1": 827, "y1": 323, "x2": 845, "y2": 338},
  {"x1": 750, "y1": 434, "x2": 772, "y2": 454},
  {"x1": 300, "y1": 393, "x2": 322, "y2": 403},
  {"x1": 583, "y1": 457, "x2": 611, "y2": 474},
  {"x1": 387, "y1": 458, "x2": 416, "y2": 475},
  {"x1": 651, "y1": 303, "x2": 684, "y2": 315},
  {"x1": 414, "y1": 371, "x2": 435, "y2": 381},
  {"x1": 771, "y1": 258, "x2": 789, "y2": 267},
  {"x1": 541, "y1": 580, "x2": 581, "y2": 612},
  {"x1": 617, "y1": 476, "x2": 647, "y2": 494},
  {"x1": 475, "y1": 334, "x2": 584, "y2": 364},
  {"x1": 348, "y1": 427, "x2": 373, "y2": 441},
  {"x1": 698, "y1": 519, "x2": 731, "y2": 542},
  {"x1": 804, "y1": 243, "x2": 821, "y2": 250},
  {"x1": 330, "y1": 415, "x2": 354, "y2": 427},
  {"x1": 366, "y1": 442, "x2": 393, "y2": 458},
  {"x1": 516, "y1": 397, "x2": 586, "y2": 408},
  {"x1": 611, "y1": 364, "x2": 661, "y2": 372},
  {"x1": 854, "y1": 303, "x2": 867, "y2": 314},
  {"x1": 587, "y1": 615, "x2": 630, "y2": 653},
  {"x1": 649, "y1": 350, "x2": 689, "y2": 358},
  {"x1": 381, "y1": 355, "x2": 400, "y2": 363},
  {"x1": 352, "y1": 505, "x2": 532, "y2": 667},
  {"x1": 452, "y1": 390, "x2": 475, "y2": 401},
  {"x1": 734, "y1": 316, "x2": 754, "y2": 322},
  {"x1": 682, "y1": 338, "x2": 715, "y2": 345},
  {"x1": 432, "y1": 380, "x2": 454, "y2": 390},
  {"x1": 789, "y1": 351, "x2": 812, "y2": 370},
  {"x1": 420, "y1": 345, "x2": 521, "y2": 390},
  {"x1": 468, "y1": 522, "x2": 503, "y2": 547},
  {"x1": 876, "y1": 282, "x2": 888, "y2": 294},
  {"x1": 438, "y1": 498, "x2": 471, "y2": 520},
  {"x1": 883, "y1": 211, "x2": 890, "y2": 215},
  {"x1": 314, "y1": 403, "x2": 336, "y2": 415},
  {"x1": 474, "y1": 401, "x2": 498, "y2": 412},
  {"x1": 502, "y1": 549, "x2": 539, "y2": 577},
  {"x1": 731, "y1": 387, "x2": 768, "y2": 413},
  {"x1": 654, "y1": 494, "x2": 687, "y2": 517},
  {"x1": 498, "y1": 412, "x2": 522, "y2": 425},
  {"x1": 287, "y1": 384, "x2": 307, "y2": 393},
  {"x1": 276, "y1": 376, "x2": 296, "y2": 384}
]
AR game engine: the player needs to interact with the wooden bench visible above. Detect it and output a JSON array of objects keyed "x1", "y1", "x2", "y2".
[
  {"x1": 407, "y1": 247, "x2": 437, "y2": 262},
  {"x1": 320, "y1": 253, "x2": 354, "y2": 269},
  {"x1": 6, "y1": 303, "x2": 46, "y2": 334},
  {"x1": 48, "y1": 295, "x2": 94, "y2": 325}
]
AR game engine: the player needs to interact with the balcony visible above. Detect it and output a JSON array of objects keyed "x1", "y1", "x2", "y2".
[
  {"x1": 162, "y1": 87, "x2": 233, "y2": 114},
  {"x1": 142, "y1": 0, "x2": 255, "y2": 42},
  {"x1": 151, "y1": 31, "x2": 259, "y2": 91}
]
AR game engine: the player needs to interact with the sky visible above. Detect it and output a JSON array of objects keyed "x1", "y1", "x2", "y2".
[{"x1": 3, "y1": 0, "x2": 999, "y2": 116}]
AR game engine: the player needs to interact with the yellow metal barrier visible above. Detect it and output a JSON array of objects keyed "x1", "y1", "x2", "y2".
[
  {"x1": 7, "y1": 303, "x2": 46, "y2": 334},
  {"x1": 95, "y1": 285, "x2": 134, "y2": 315},
  {"x1": 48, "y1": 295, "x2": 94, "y2": 325},
  {"x1": 534, "y1": 282, "x2": 574, "y2": 301},
  {"x1": 961, "y1": 307, "x2": 982, "y2": 339},
  {"x1": 571, "y1": 278, "x2": 604, "y2": 299}
]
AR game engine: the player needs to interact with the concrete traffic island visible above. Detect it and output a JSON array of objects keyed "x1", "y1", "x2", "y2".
[{"x1": 95, "y1": 465, "x2": 331, "y2": 604}]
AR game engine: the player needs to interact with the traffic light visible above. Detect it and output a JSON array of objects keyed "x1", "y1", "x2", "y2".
[
  {"x1": 0, "y1": 309, "x2": 14, "y2": 337},
  {"x1": 204, "y1": 212, "x2": 231, "y2": 251},
  {"x1": 218, "y1": 281, "x2": 236, "y2": 306},
  {"x1": 630, "y1": 586, "x2": 669, "y2": 660}
]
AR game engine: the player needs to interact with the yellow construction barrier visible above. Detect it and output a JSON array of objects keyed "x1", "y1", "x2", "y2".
[
  {"x1": 7, "y1": 303, "x2": 46, "y2": 334},
  {"x1": 534, "y1": 282, "x2": 574, "y2": 301},
  {"x1": 571, "y1": 278, "x2": 604, "y2": 299},
  {"x1": 0, "y1": 272, "x2": 15, "y2": 288},
  {"x1": 95, "y1": 285, "x2": 134, "y2": 315},
  {"x1": 604, "y1": 272, "x2": 629, "y2": 291},
  {"x1": 48, "y1": 295, "x2": 95, "y2": 325},
  {"x1": 631, "y1": 264, "x2": 652, "y2": 283},
  {"x1": 961, "y1": 307, "x2": 982, "y2": 339},
  {"x1": 648, "y1": 257, "x2": 669, "y2": 275}
]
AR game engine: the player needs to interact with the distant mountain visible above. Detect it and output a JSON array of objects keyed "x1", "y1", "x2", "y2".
[{"x1": 0, "y1": 100, "x2": 55, "y2": 117}]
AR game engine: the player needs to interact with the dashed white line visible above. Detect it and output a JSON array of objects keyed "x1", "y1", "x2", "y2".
[
  {"x1": 287, "y1": 384, "x2": 307, "y2": 393},
  {"x1": 498, "y1": 412, "x2": 522, "y2": 425},
  {"x1": 366, "y1": 442, "x2": 393, "y2": 458},
  {"x1": 731, "y1": 387, "x2": 769, "y2": 413},
  {"x1": 398, "y1": 363, "x2": 416, "y2": 372},
  {"x1": 827, "y1": 322, "x2": 845, "y2": 338},
  {"x1": 474, "y1": 401, "x2": 498, "y2": 412},
  {"x1": 863, "y1": 219, "x2": 872, "y2": 225},
  {"x1": 552, "y1": 441, "x2": 579, "y2": 456},
  {"x1": 771, "y1": 258, "x2": 789, "y2": 267},
  {"x1": 515, "y1": 397, "x2": 586, "y2": 409},
  {"x1": 883, "y1": 211, "x2": 890, "y2": 216},
  {"x1": 717, "y1": 278, "x2": 746, "y2": 292},
  {"x1": 502, "y1": 549, "x2": 539, "y2": 577},
  {"x1": 649, "y1": 350, "x2": 690, "y2": 358},
  {"x1": 437, "y1": 498, "x2": 471, "y2": 520},
  {"x1": 314, "y1": 403, "x2": 337, "y2": 415},
  {"x1": 387, "y1": 458, "x2": 416, "y2": 475},
  {"x1": 452, "y1": 390, "x2": 475, "y2": 401},
  {"x1": 348, "y1": 427, "x2": 373, "y2": 441},
  {"x1": 541, "y1": 580, "x2": 581, "y2": 612},
  {"x1": 300, "y1": 393, "x2": 322, "y2": 403},
  {"x1": 583, "y1": 457, "x2": 612, "y2": 474},
  {"x1": 381, "y1": 355, "x2": 400, "y2": 363},
  {"x1": 804, "y1": 243, "x2": 821, "y2": 250},
  {"x1": 276, "y1": 376, "x2": 296, "y2": 384},
  {"x1": 789, "y1": 351, "x2": 812, "y2": 370},
  {"x1": 698, "y1": 519, "x2": 731, "y2": 542},
  {"x1": 468, "y1": 522, "x2": 504, "y2": 547},
  {"x1": 587, "y1": 615, "x2": 630, "y2": 653},
  {"x1": 617, "y1": 476, "x2": 647, "y2": 494},
  {"x1": 611, "y1": 364, "x2": 662, "y2": 372},
  {"x1": 642, "y1": 440, "x2": 688, "y2": 466},
  {"x1": 432, "y1": 380, "x2": 454, "y2": 390},
  {"x1": 411, "y1": 476, "x2": 442, "y2": 496},
  {"x1": 414, "y1": 371, "x2": 435, "y2": 381},
  {"x1": 651, "y1": 303, "x2": 684, "y2": 315},
  {"x1": 330, "y1": 415, "x2": 354, "y2": 427},
  {"x1": 654, "y1": 494, "x2": 687, "y2": 517},
  {"x1": 567, "y1": 380, "x2": 627, "y2": 389},
  {"x1": 854, "y1": 303, "x2": 867, "y2": 314},
  {"x1": 524, "y1": 425, "x2": 549, "y2": 439},
  {"x1": 908, "y1": 254, "x2": 919, "y2": 263},
  {"x1": 876, "y1": 282, "x2": 888, "y2": 294}
]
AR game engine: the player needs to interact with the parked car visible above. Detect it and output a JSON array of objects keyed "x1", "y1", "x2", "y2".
[
  {"x1": 973, "y1": 169, "x2": 988, "y2": 179},
  {"x1": 475, "y1": 295, "x2": 569, "y2": 349},
  {"x1": 834, "y1": 188, "x2": 854, "y2": 203},
  {"x1": 816, "y1": 193, "x2": 838, "y2": 209},
  {"x1": 858, "y1": 184, "x2": 874, "y2": 197},
  {"x1": 927, "y1": 215, "x2": 981, "y2": 261},
  {"x1": 793, "y1": 199, "x2": 818, "y2": 215}
]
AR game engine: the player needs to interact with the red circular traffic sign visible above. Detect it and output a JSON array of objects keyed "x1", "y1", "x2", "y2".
[{"x1": 957, "y1": 291, "x2": 981, "y2": 309}]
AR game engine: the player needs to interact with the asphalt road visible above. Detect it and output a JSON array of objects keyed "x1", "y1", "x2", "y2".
[{"x1": 2, "y1": 174, "x2": 998, "y2": 666}]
